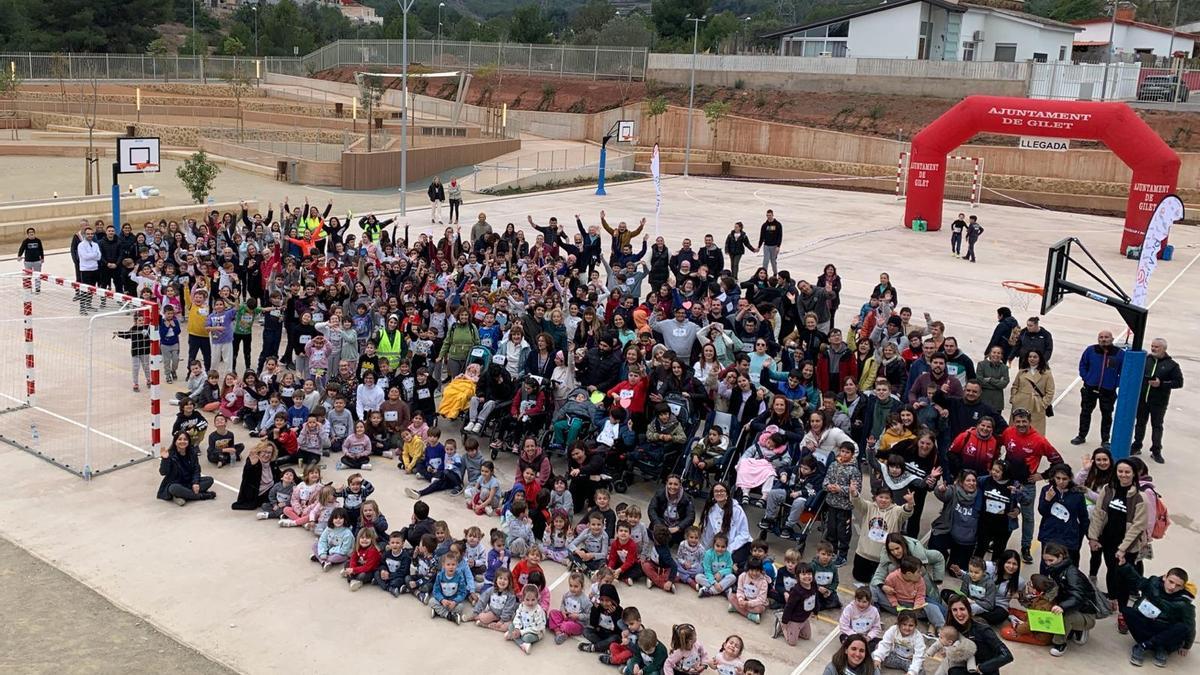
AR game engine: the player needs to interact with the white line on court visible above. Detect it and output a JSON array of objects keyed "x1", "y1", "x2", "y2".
[
  {"x1": 1052, "y1": 248, "x2": 1200, "y2": 407},
  {"x1": 548, "y1": 570, "x2": 570, "y2": 591},
  {"x1": 789, "y1": 623, "x2": 842, "y2": 675}
]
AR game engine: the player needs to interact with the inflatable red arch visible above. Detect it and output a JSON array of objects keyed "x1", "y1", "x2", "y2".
[{"x1": 902, "y1": 95, "x2": 1180, "y2": 253}]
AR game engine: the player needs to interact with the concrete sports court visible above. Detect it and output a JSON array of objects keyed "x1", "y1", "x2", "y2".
[{"x1": 0, "y1": 175, "x2": 1196, "y2": 674}]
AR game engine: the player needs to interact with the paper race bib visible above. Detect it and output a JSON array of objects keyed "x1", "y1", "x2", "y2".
[
  {"x1": 598, "y1": 614, "x2": 614, "y2": 630},
  {"x1": 417, "y1": 389, "x2": 430, "y2": 399},
  {"x1": 815, "y1": 571, "x2": 833, "y2": 586},
  {"x1": 985, "y1": 497, "x2": 1007, "y2": 515},
  {"x1": 489, "y1": 593, "x2": 508, "y2": 610},
  {"x1": 564, "y1": 597, "x2": 581, "y2": 614},
  {"x1": 851, "y1": 617, "x2": 874, "y2": 633},
  {"x1": 743, "y1": 585, "x2": 759, "y2": 599},
  {"x1": 440, "y1": 581, "x2": 459, "y2": 596},
  {"x1": 1050, "y1": 502, "x2": 1071, "y2": 522},
  {"x1": 299, "y1": 335, "x2": 311, "y2": 345},
  {"x1": 894, "y1": 643, "x2": 914, "y2": 658},
  {"x1": 969, "y1": 584, "x2": 986, "y2": 599},
  {"x1": 1138, "y1": 598, "x2": 1162, "y2": 619},
  {"x1": 803, "y1": 595, "x2": 816, "y2": 611},
  {"x1": 384, "y1": 411, "x2": 398, "y2": 422},
  {"x1": 784, "y1": 576, "x2": 798, "y2": 592},
  {"x1": 867, "y1": 518, "x2": 888, "y2": 542}
]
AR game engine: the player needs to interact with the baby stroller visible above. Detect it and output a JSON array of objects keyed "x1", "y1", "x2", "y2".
[
  {"x1": 467, "y1": 345, "x2": 492, "y2": 371},
  {"x1": 490, "y1": 376, "x2": 552, "y2": 459}
]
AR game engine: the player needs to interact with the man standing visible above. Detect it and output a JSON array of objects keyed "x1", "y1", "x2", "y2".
[
  {"x1": 941, "y1": 337, "x2": 976, "y2": 388},
  {"x1": 1001, "y1": 408, "x2": 1063, "y2": 564},
  {"x1": 757, "y1": 209, "x2": 783, "y2": 276},
  {"x1": 427, "y1": 176, "x2": 445, "y2": 224},
  {"x1": 949, "y1": 212, "x2": 967, "y2": 256},
  {"x1": 963, "y1": 215, "x2": 984, "y2": 262},
  {"x1": 97, "y1": 224, "x2": 122, "y2": 306},
  {"x1": 1072, "y1": 330, "x2": 1124, "y2": 450},
  {"x1": 1016, "y1": 316, "x2": 1053, "y2": 364},
  {"x1": 1133, "y1": 338, "x2": 1183, "y2": 464},
  {"x1": 794, "y1": 280, "x2": 832, "y2": 334},
  {"x1": 75, "y1": 226, "x2": 101, "y2": 314},
  {"x1": 697, "y1": 234, "x2": 724, "y2": 282},
  {"x1": 17, "y1": 227, "x2": 44, "y2": 293}
]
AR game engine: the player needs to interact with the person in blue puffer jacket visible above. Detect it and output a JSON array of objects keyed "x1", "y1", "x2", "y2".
[
  {"x1": 1036, "y1": 463, "x2": 1090, "y2": 568},
  {"x1": 1072, "y1": 332, "x2": 1124, "y2": 448}
]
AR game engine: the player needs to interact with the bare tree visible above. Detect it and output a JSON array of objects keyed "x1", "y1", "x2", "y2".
[
  {"x1": 356, "y1": 73, "x2": 385, "y2": 152},
  {"x1": 82, "y1": 74, "x2": 99, "y2": 195}
]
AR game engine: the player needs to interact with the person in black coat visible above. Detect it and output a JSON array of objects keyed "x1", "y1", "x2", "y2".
[
  {"x1": 157, "y1": 432, "x2": 216, "y2": 505},
  {"x1": 944, "y1": 595, "x2": 1014, "y2": 675},
  {"x1": 568, "y1": 443, "x2": 609, "y2": 513},
  {"x1": 232, "y1": 443, "x2": 281, "y2": 510},
  {"x1": 648, "y1": 476, "x2": 697, "y2": 545},
  {"x1": 985, "y1": 308, "x2": 1019, "y2": 361},
  {"x1": 576, "y1": 337, "x2": 623, "y2": 394},
  {"x1": 1133, "y1": 338, "x2": 1184, "y2": 463},
  {"x1": 1042, "y1": 542, "x2": 1098, "y2": 656}
]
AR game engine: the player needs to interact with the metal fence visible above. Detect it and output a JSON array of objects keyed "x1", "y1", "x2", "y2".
[
  {"x1": 0, "y1": 52, "x2": 305, "y2": 81},
  {"x1": 303, "y1": 40, "x2": 647, "y2": 80},
  {"x1": 647, "y1": 53, "x2": 1030, "y2": 80},
  {"x1": 1027, "y1": 61, "x2": 1142, "y2": 101}
]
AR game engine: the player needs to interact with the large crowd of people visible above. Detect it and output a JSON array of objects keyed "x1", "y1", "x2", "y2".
[{"x1": 41, "y1": 190, "x2": 1193, "y2": 673}]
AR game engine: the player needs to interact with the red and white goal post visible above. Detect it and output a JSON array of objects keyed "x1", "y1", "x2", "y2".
[
  {"x1": 896, "y1": 151, "x2": 984, "y2": 208},
  {"x1": 0, "y1": 270, "x2": 160, "y2": 479}
]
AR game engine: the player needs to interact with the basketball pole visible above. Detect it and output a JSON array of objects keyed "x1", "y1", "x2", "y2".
[
  {"x1": 1111, "y1": 350, "x2": 1146, "y2": 460},
  {"x1": 596, "y1": 133, "x2": 611, "y2": 196},
  {"x1": 111, "y1": 162, "x2": 121, "y2": 232}
]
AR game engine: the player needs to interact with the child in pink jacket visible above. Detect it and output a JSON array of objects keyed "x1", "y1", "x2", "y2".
[
  {"x1": 839, "y1": 587, "x2": 883, "y2": 649},
  {"x1": 728, "y1": 558, "x2": 770, "y2": 623}
]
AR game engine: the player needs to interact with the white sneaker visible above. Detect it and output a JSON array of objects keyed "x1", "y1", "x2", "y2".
[
  {"x1": 1074, "y1": 629, "x2": 1089, "y2": 645},
  {"x1": 279, "y1": 520, "x2": 297, "y2": 528},
  {"x1": 645, "y1": 577, "x2": 653, "y2": 589},
  {"x1": 322, "y1": 562, "x2": 332, "y2": 572},
  {"x1": 255, "y1": 512, "x2": 269, "y2": 520},
  {"x1": 519, "y1": 642, "x2": 531, "y2": 655},
  {"x1": 172, "y1": 497, "x2": 186, "y2": 507},
  {"x1": 405, "y1": 487, "x2": 420, "y2": 499},
  {"x1": 485, "y1": 506, "x2": 495, "y2": 516},
  {"x1": 349, "y1": 580, "x2": 363, "y2": 592},
  {"x1": 361, "y1": 463, "x2": 373, "y2": 470},
  {"x1": 381, "y1": 450, "x2": 395, "y2": 459}
]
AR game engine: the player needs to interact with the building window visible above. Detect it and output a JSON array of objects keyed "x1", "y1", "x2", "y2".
[
  {"x1": 994, "y1": 43, "x2": 1017, "y2": 62},
  {"x1": 1032, "y1": 52, "x2": 1048, "y2": 63},
  {"x1": 962, "y1": 42, "x2": 975, "y2": 61},
  {"x1": 918, "y1": 21, "x2": 933, "y2": 59},
  {"x1": 783, "y1": 24, "x2": 850, "y2": 57},
  {"x1": 1059, "y1": 46, "x2": 1067, "y2": 61}
]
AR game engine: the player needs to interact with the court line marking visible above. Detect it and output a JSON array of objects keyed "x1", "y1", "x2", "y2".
[
  {"x1": 789, "y1": 622, "x2": 842, "y2": 675},
  {"x1": 1052, "y1": 248, "x2": 1200, "y2": 407}
]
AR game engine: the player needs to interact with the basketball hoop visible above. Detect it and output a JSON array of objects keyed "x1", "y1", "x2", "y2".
[{"x1": 1001, "y1": 280, "x2": 1043, "y2": 312}]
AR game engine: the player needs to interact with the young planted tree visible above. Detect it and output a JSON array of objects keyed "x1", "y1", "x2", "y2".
[
  {"x1": 222, "y1": 36, "x2": 252, "y2": 142},
  {"x1": 177, "y1": 150, "x2": 222, "y2": 204},
  {"x1": 49, "y1": 53, "x2": 69, "y2": 102},
  {"x1": 646, "y1": 95, "x2": 668, "y2": 142},
  {"x1": 357, "y1": 73, "x2": 385, "y2": 152},
  {"x1": 703, "y1": 100, "x2": 730, "y2": 161},
  {"x1": 147, "y1": 38, "x2": 172, "y2": 83}
]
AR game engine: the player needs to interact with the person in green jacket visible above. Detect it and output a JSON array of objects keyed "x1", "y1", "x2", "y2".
[
  {"x1": 438, "y1": 307, "x2": 479, "y2": 380},
  {"x1": 1120, "y1": 564, "x2": 1195, "y2": 668},
  {"x1": 976, "y1": 346, "x2": 1010, "y2": 413},
  {"x1": 622, "y1": 628, "x2": 667, "y2": 675}
]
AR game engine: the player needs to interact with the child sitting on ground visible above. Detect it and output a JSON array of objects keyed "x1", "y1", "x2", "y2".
[
  {"x1": 373, "y1": 531, "x2": 408, "y2": 597},
  {"x1": 623, "y1": 628, "x2": 667, "y2": 675},
  {"x1": 474, "y1": 568, "x2": 518, "y2": 631},
  {"x1": 872, "y1": 610, "x2": 927, "y2": 675},
  {"x1": 505, "y1": 498, "x2": 536, "y2": 559},
  {"x1": 839, "y1": 587, "x2": 883, "y2": 651},
  {"x1": 729, "y1": 558, "x2": 770, "y2": 624},
  {"x1": 664, "y1": 623, "x2": 708, "y2": 675},
  {"x1": 675, "y1": 526, "x2": 705, "y2": 590},
  {"x1": 642, "y1": 524, "x2": 678, "y2": 593},
  {"x1": 466, "y1": 460, "x2": 502, "y2": 516},
  {"x1": 506, "y1": 584, "x2": 547, "y2": 655},
  {"x1": 256, "y1": 467, "x2": 296, "y2": 521},
  {"x1": 698, "y1": 534, "x2": 737, "y2": 598},
  {"x1": 463, "y1": 526, "x2": 488, "y2": 580},
  {"x1": 811, "y1": 541, "x2": 843, "y2": 610},
  {"x1": 549, "y1": 571, "x2": 592, "y2": 644},
  {"x1": 579, "y1": 583, "x2": 623, "y2": 654},
  {"x1": 313, "y1": 507, "x2": 353, "y2": 570},
  {"x1": 603, "y1": 606, "x2": 644, "y2": 667},
  {"x1": 341, "y1": 528, "x2": 381, "y2": 591},
  {"x1": 569, "y1": 511, "x2": 610, "y2": 573},
  {"x1": 608, "y1": 522, "x2": 643, "y2": 586},
  {"x1": 543, "y1": 509, "x2": 573, "y2": 565},
  {"x1": 777, "y1": 562, "x2": 819, "y2": 646}
]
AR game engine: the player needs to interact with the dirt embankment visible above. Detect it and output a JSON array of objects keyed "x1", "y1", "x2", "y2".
[{"x1": 314, "y1": 67, "x2": 1200, "y2": 152}]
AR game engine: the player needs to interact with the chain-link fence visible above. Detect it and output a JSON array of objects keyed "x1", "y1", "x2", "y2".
[
  {"x1": 0, "y1": 52, "x2": 305, "y2": 81},
  {"x1": 303, "y1": 40, "x2": 647, "y2": 80}
]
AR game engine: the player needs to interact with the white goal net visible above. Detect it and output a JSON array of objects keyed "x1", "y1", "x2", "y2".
[
  {"x1": 0, "y1": 272, "x2": 159, "y2": 478},
  {"x1": 896, "y1": 152, "x2": 984, "y2": 207}
]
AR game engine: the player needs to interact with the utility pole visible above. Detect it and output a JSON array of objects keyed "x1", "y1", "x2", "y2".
[
  {"x1": 253, "y1": 4, "x2": 259, "y2": 58},
  {"x1": 684, "y1": 15, "x2": 706, "y2": 177},
  {"x1": 438, "y1": 2, "x2": 445, "y2": 67},
  {"x1": 192, "y1": 0, "x2": 197, "y2": 57},
  {"x1": 1101, "y1": 1, "x2": 1118, "y2": 101}
]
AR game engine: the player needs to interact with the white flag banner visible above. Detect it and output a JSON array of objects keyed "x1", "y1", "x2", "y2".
[
  {"x1": 1132, "y1": 194, "x2": 1183, "y2": 308},
  {"x1": 651, "y1": 143, "x2": 662, "y2": 234}
]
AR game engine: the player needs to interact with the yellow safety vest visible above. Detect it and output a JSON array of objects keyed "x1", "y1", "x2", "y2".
[{"x1": 377, "y1": 329, "x2": 403, "y2": 368}]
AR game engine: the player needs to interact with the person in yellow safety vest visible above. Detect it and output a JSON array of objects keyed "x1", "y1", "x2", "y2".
[
  {"x1": 375, "y1": 314, "x2": 405, "y2": 369},
  {"x1": 296, "y1": 202, "x2": 331, "y2": 241}
]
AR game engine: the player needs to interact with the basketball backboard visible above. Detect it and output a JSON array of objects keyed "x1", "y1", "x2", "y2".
[
  {"x1": 1041, "y1": 237, "x2": 1072, "y2": 315},
  {"x1": 117, "y1": 137, "x2": 161, "y2": 174},
  {"x1": 616, "y1": 120, "x2": 635, "y2": 144}
]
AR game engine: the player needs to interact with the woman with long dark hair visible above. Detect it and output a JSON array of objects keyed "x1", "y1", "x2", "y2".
[
  {"x1": 698, "y1": 482, "x2": 753, "y2": 565},
  {"x1": 823, "y1": 633, "x2": 871, "y2": 675},
  {"x1": 1087, "y1": 458, "x2": 1150, "y2": 626},
  {"x1": 944, "y1": 595, "x2": 1014, "y2": 674},
  {"x1": 1075, "y1": 446, "x2": 1114, "y2": 583}
]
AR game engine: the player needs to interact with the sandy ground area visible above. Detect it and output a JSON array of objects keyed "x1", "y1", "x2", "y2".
[{"x1": 0, "y1": 176, "x2": 1197, "y2": 674}]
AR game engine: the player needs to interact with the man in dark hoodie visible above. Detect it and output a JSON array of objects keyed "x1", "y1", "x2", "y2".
[
  {"x1": 985, "y1": 307, "x2": 1019, "y2": 361},
  {"x1": 1072, "y1": 330, "x2": 1124, "y2": 449},
  {"x1": 399, "y1": 500, "x2": 436, "y2": 548},
  {"x1": 1120, "y1": 564, "x2": 1195, "y2": 668},
  {"x1": 1132, "y1": 338, "x2": 1184, "y2": 464}
]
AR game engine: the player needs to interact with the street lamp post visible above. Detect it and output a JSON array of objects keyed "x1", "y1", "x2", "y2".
[
  {"x1": 399, "y1": 0, "x2": 415, "y2": 217},
  {"x1": 1101, "y1": 1, "x2": 1118, "y2": 101},
  {"x1": 252, "y1": 5, "x2": 259, "y2": 58},
  {"x1": 683, "y1": 15, "x2": 705, "y2": 177},
  {"x1": 438, "y1": 2, "x2": 445, "y2": 66},
  {"x1": 192, "y1": 0, "x2": 196, "y2": 57}
]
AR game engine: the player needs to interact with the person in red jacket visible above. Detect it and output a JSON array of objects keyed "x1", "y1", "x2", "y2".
[
  {"x1": 816, "y1": 328, "x2": 859, "y2": 393},
  {"x1": 608, "y1": 521, "x2": 643, "y2": 585},
  {"x1": 342, "y1": 528, "x2": 382, "y2": 591},
  {"x1": 608, "y1": 367, "x2": 650, "y2": 432},
  {"x1": 1000, "y1": 408, "x2": 1064, "y2": 563},
  {"x1": 948, "y1": 416, "x2": 1001, "y2": 478},
  {"x1": 511, "y1": 544, "x2": 545, "y2": 596}
]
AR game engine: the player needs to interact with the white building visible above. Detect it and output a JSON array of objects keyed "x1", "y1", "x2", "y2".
[
  {"x1": 1073, "y1": 6, "x2": 1196, "y2": 61},
  {"x1": 762, "y1": 0, "x2": 1078, "y2": 62}
]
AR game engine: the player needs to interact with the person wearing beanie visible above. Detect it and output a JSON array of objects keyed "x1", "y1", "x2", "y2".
[{"x1": 580, "y1": 583, "x2": 624, "y2": 653}]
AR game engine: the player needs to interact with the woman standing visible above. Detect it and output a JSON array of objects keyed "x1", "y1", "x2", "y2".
[
  {"x1": 1087, "y1": 458, "x2": 1151, "y2": 627},
  {"x1": 699, "y1": 482, "x2": 753, "y2": 565},
  {"x1": 1009, "y1": 350, "x2": 1054, "y2": 434},
  {"x1": 1075, "y1": 447, "x2": 1114, "y2": 583},
  {"x1": 1037, "y1": 463, "x2": 1090, "y2": 568},
  {"x1": 976, "y1": 345, "x2": 1010, "y2": 413},
  {"x1": 931, "y1": 470, "x2": 983, "y2": 572},
  {"x1": 944, "y1": 595, "x2": 1014, "y2": 675},
  {"x1": 724, "y1": 222, "x2": 755, "y2": 280},
  {"x1": 157, "y1": 431, "x2": 216, "y2": 506},
  {"x1": 819, "y1": 264, "x2": 843, "y2": 328}
]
